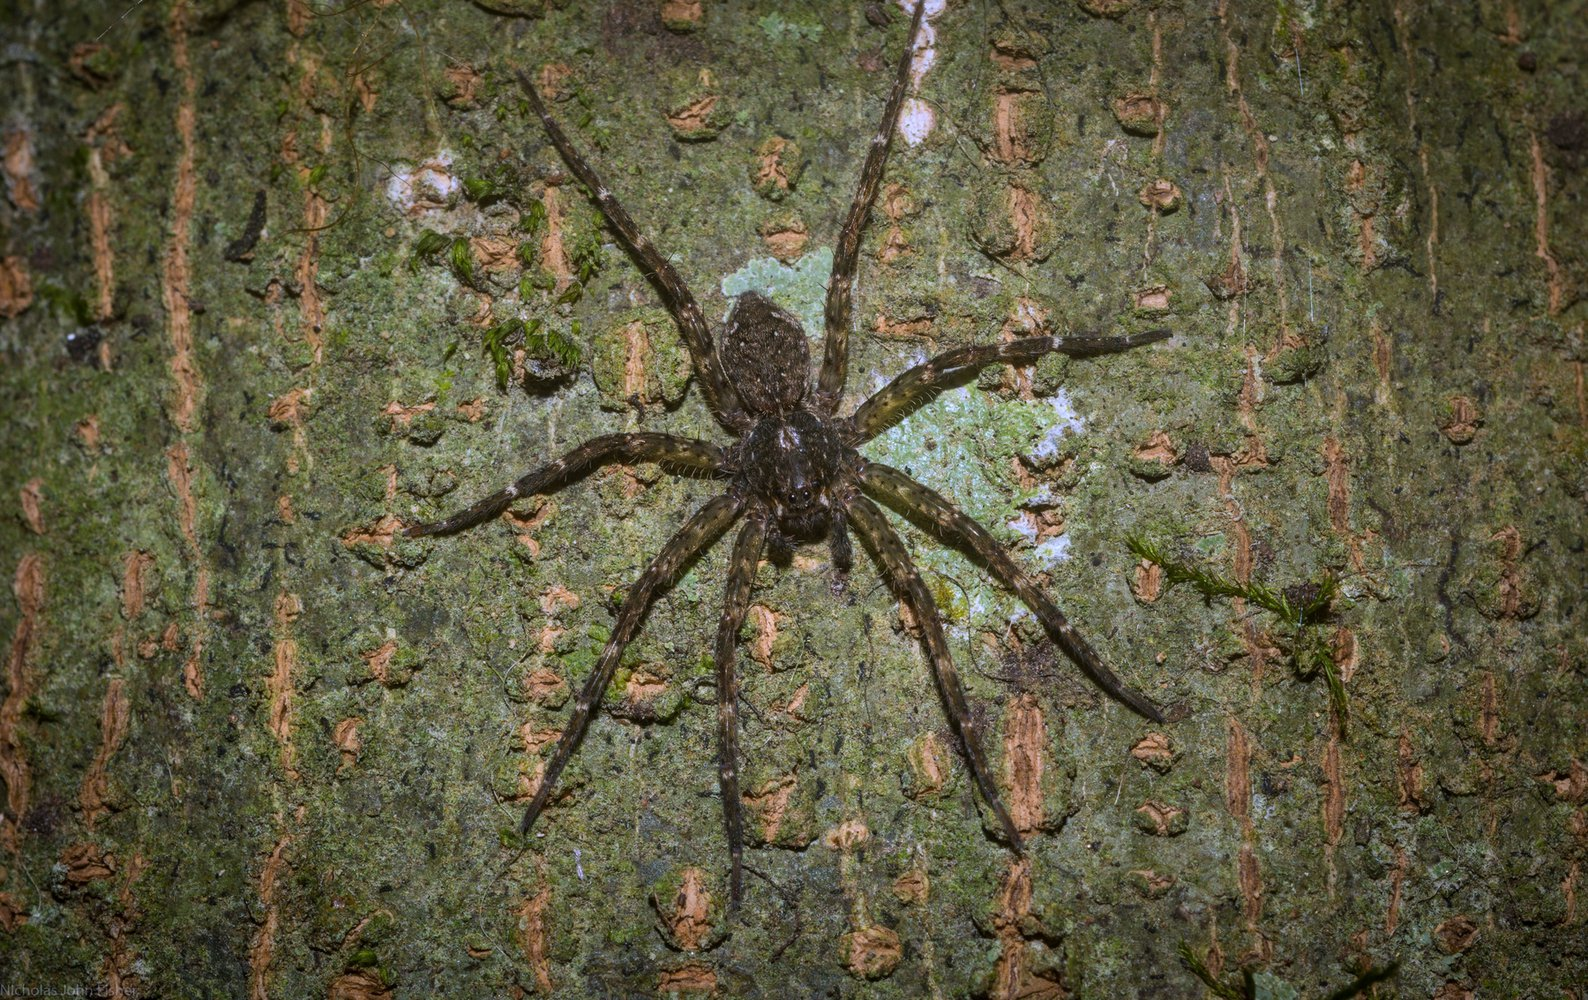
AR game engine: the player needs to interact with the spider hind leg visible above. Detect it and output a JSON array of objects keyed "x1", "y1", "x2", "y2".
[{"x1": 846, "y1": 494, "x2": 1026, "y2": 851}]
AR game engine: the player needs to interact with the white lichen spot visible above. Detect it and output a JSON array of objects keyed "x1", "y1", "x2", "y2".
[
  {"x1": 899, "y1": 99, "x2": 937, "y2": 147},
  {"x1": 1007, "y1": 515, "x2": 1038, "y2": 543},
  {"x1": 385, "y1": 152, "x2": 461, "y2": 213},
  {"x1": 1033, "y1": 535, "x2": 1071, "y2": 565},
  {"x1": 891, "y1": 0, "x2": 944, "y2": 146},
  {"x1": 1031, "y1": 389, "x2": 1086, "y2": 460}
]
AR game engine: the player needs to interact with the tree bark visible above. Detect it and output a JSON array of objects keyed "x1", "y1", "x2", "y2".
[{"x1": 0, "y1": 0, "x2": 1583, "y2": 996}]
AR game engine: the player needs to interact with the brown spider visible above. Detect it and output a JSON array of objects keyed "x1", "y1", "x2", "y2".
[{"x1": 407, "y1": 1, "x2": 1167, "y2": 905}]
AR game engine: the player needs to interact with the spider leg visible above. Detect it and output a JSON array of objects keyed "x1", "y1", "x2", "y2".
[
  {"x1": 519, "y1": 493, "x2": 744, "y2": 835},
  {"x1": 844, "y1": 494, "x2": 1025, "y2": 850},
  {"x1": 846, "y1": 329, "x2": 1170, "y2": 445},
  {"x1": 714, "y1": 511, "x2": 767, "y2": 908},
  {"x1": 517, "y1": 72, "x2": 749, "y2": 431},
  {"x1": 404, "y1": 433, "x2": 727, "y2": 537},
  {"x1": 813, "y1": 0, "x2": 928, "y2": 414},
  {"x1": 858, "y1": 461, "x2": 1164, "y2": 722}
]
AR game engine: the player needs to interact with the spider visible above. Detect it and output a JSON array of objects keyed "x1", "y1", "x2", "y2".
[{"x1": 406, "y1": 1, "x2": 1168, "y2": 905}]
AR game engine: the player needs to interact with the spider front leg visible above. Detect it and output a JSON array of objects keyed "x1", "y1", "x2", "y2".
[
  {"x1": 858, "y1": 461, "x2": 1163, "y2": 722},
  {"x1": 713, "y1": 512, "x2": 767, "y2": 908},
  {"x1": 845, "y1": 495, "x2": 1025, "y2": 851},
  {"x1": 404, "y1": 433, "x2": 726, "y2": 538},
  {"x1": 846, "y1": 329, "x2": 1170, "y2": 444},
  {"x1": 517, "y1": 493, "x2": 744, "y2": 835},
  {"x1": 814, "y1": 0, "x2": 927, "y2": 413},
  {"x1": 516, "y1": 72, "x2": 749, "y2": 431}
]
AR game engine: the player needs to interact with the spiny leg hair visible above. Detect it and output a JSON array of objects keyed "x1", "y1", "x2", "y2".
[
  {"x1": 858, "y1": 461, "x2": 1164, "y2": 722},
  {"x1": 714, "y1": 513, "x2": 768, "y2": 908},
  {"x1": 518, "y1": 494, "x2": 744, "y2": 836},
  {"x1": 815, "y1": 0, "x2": 927, "y2": 414},
  {"x1": 517, "y1": 72, "x2": 749, "y2": 431},
  {"x1": 845, "y1": 494, "x2": 1026, "y2": 851},
  {"x1": 403, "y1": 433, "x2": 727, "y2": 538},
  {"x1": 846, "y1": 329, "x2": 1171, "y2": 445}
]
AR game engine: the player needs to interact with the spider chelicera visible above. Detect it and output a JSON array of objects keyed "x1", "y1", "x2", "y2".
[{"x1": 406, "y1": 1, "x2": 1168, "y2": 905}]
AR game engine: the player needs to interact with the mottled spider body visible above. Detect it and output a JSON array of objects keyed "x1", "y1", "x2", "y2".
[{"x1": 408, "y1": 2, "x2": 1168, "y2": 905}]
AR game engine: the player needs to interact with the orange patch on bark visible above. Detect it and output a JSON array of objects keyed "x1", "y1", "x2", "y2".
[
  {"x1": 1440, "y1": 395, "x2": 1480, "y2": 444},
  {"x1": 892, "y1": 868, "x2": 929, "y2": 904},
  {"x1": 121, "y1": 551, "x2": 154, "y2": 620},
  {"x1": 1225, "y1": 718, "x2": 1251, "y2": 821},
  {"x1": 905, "y1": 732, "x2": 947, "y2": 800},
  {"x1": 1322, "y1": 736, "x2": 1344, "y2": 847},
  {"x1": 746, "y1": 775, "x2": 796, "y2": 842},
  {"x1": 1, "y1": 553, "x2": 45, "y2": 853},
  {"x1": 361, "y1": 640, "x2": 398, "y2": 687},
  {"x1": 1538, "y1": 759, "x2": 1588, "y2": 803},
  {"x1": 1434, "y1": 914, "x2": 1479, "y2": 954},
  {"x1": 18, "y1": 479, "x2": 44, "y2": 535},
  {"x1": 1134, "y1": 430, "x2": 1178, "y2": 465},
  {"x1": 455, "y1": 397, "x2": 486, "y2": 422},
  {"x1": 1397, "y1": 730, "x2": 1424, "y2": 813},
  {"x1": 656, "y1": 962, "x2": 716, "y2": 993},
  {"x1": 661, "y1": 868, "x2": 714, "y2": 951},
  {"x1": 327, "y1": 969, "x2": 393, "y2": 1000},
  {"x1": 248, "y1": 835, "x2": 290, "y2": 1000},
  {"x1": 80, "y1": 678, "x2": 130, "y2": 829},
  {"x1": 267, "y1": 387, "x2": 312, "y2": 430},
  {"x1": 753, "y1": 136, "x2": 797, "y2": 194},
  {"x1": 165, "y1": 443, "x2": 209, "y2": 698},
  {"x1": 1130, "y1": 732, "x2": 1173, "y2": 772},
  {"x1": 1007, "y1": 184, "x2": 1040, "y2": 261},
  {"x1": 747, "y1": 604, "x2": 782, "y2": 670},
  {"x1": 667, "y1": 95, "x2": 719, "y2": 135},
  {"x1": 0, "y1": 256, "x2": 32, "y2": 318},
  {"x1": 661, "y1": 0, "x2": 704, "y2": 27},
  {"x1": 1131, "y1": 559, "x2": 1163, "y2": 602},
  {"x1": 343, "y1": 516, "x2": 402, "y2": 549},
  {"x1": 77, "y1": 415, "x2": 102, "y2": 450},
  {"x1": 1002, "y1": 694, "x2": 1046, "y2": 835},
  {"x1": 1133, "y1": 285, "x2": 1171, "y2": 310},
  {"x1": 514, "y1": 887, "x2": 555, "y2": 994},
  {"x1": 841, "y1": 925, "x2": 902, "y2": 980},
  {"x1": 523, "y1": 668, "x2": 568, "y2": 707},
  {"x1": 1135, "y1": 800, "x2": 1187, "y2": 836},
  {"x1": 758, "y1": 219, "x2": 808, "y2": 263},
  {"x1": 822, "y1": 818, "x2": 871, "y2": 851},
  {"x1": 1237, "y1": 842, "x2": 1263, "y2": 926},
  {"x1": 62, "y1": 842, "x2": 116, "y2": 883},
  {"x1": 333, "y1": 717, "x2": 362, "y2": 773},
  {"x1": 2, "y1": 128, "x2": 40, "y2": 213},
  {"x1": 539, "y1": 585, "x2": 580, "y2": 615}
]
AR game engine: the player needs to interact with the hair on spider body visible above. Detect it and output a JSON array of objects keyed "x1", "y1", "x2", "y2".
[{"x1": 407, "y1": 1, "x2": 1170, "y2": 907}]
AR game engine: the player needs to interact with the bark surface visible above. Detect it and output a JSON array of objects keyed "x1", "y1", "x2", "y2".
[{"x1": 0, "y1": 0, "x2": 1584, "y2": 996}]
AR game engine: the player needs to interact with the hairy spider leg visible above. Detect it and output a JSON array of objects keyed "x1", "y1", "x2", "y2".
[
  {"x1": 519, "y1": 494, "x2": 745, "y2": 835},
  {"x1": 845, "y1": 494, "x2": 1026, "y2": 851},
  {"x1": 517, "y1": 72, "x2": 749, "y2": 432},
  {"x1": 404, "y1": 433, "x2": 727, "y2": 538},
  {"x1": 846, "y1": 329, "x2": 1171, "y2": 445},
  {"x1": 814, "y1": 0, "x2": 928, "y2": 414},
  {"x1": 714, "y1": 513, "x2": 767, "y2": 907},
  {"x1": 858, "y1": 461, "x2": 1164, "y2": 722}
]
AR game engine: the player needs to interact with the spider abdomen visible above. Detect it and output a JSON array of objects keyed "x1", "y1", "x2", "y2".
[{"x1": 717, "y1": 292, "x2": 811, "y2": 416}]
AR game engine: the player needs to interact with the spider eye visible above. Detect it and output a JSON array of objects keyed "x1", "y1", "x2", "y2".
[{"x1": 787, "y1": 485, "x2": 814, "y2": 509}]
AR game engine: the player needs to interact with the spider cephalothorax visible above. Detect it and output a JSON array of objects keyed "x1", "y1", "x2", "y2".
[{"x1": 407, "y1": 1, "x2": 1169, "y2": 905}]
